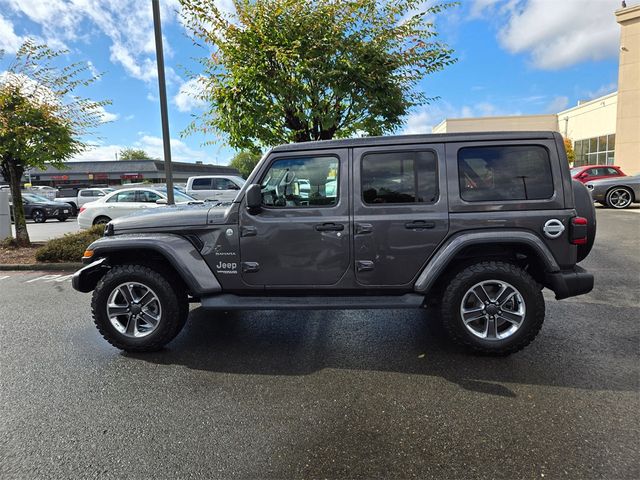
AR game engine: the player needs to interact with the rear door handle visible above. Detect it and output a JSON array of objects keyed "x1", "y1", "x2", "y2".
[
  {"x1": 405, "y1": 221, "x2": 435, "y2": 230},
  {"x1": 315, "y1": 223, "x2": 344, "y2": 232}
]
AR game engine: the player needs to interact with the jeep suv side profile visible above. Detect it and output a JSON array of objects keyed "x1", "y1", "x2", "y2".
[{"x1": 73, "y1": 132, "x2": 595, "y2": 355}]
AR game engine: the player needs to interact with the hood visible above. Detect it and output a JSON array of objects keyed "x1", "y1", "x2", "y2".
[{"x1": 110, "y1": 202, "x2": 234, "y2": 233}]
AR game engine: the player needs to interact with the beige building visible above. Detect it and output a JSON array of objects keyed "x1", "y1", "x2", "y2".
[{"x1": 433, "y1": 4, "x2": 639, "y2": 175}]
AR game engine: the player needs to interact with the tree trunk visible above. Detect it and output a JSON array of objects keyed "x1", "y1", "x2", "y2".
[{"x1": 6, "y1": 161, "x2": 30, "y2": 246}]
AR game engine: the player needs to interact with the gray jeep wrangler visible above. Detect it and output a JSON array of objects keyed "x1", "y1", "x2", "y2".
[{"x1": 72, "y1": 132, "x2": 595, "y2": 355}]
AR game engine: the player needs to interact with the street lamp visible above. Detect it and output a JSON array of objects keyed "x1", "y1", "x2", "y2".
[{"x1": 152, "y1": 0, "x2": 175, "y2": 204}]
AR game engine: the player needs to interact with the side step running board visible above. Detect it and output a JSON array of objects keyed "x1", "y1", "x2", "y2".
[{"x1": 200, "y1": 294, "x2": 426, "y2": 311}]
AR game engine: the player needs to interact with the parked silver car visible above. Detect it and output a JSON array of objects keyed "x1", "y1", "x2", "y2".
[{"x1": 586, "y1": 174, "x2": 640, "y2": 209}]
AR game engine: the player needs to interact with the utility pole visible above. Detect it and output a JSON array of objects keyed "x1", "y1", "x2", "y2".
[{"x1": 152, "y1": 0, "x2": 175, "y2": 204}]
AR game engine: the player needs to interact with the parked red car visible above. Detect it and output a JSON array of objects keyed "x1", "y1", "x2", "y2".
[{"x1": 570, "y1": 165, "x2": 626, "y2": 183}]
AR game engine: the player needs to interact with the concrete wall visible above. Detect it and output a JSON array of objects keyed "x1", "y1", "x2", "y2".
[
  {"x1": 615, "y1": 5, "x2": 640, "y2": 175},
  {"x1": 430, "y1": 114, "x2": 558, "y2": 133},
  {"x1": 557, "y1": 92, "x2": 618, "y2": 143}
]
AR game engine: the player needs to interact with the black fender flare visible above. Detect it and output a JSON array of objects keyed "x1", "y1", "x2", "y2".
[
  {"x1": 72, "y1": 233, "x2": 221, "y2": 295},
  {"x1": 413, "y1": 230, "x2": 560, "y2": 294}
]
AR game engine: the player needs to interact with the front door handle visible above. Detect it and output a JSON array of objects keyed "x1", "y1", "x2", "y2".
[
  {"x1": 315, "y1": 223, "x2": 344, "y2": 232},
  {"x1": 405, "y1": 220, "x2": 435, "y2": 230}
]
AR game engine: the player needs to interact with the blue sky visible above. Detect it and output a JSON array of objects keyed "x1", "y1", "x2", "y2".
[{"x1": 0, "y1": 0, "x2": 634, "y2": 165}]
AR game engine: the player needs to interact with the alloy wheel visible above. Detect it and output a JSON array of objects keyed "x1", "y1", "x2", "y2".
[
  {"x1": 459, "y1": 280, "x2": 526, "y2": 340},
  {"x1": 607, "y1": 188, "x2": 632, "y2": 209},
  {"x1": 106, "y1": 282, "x2": 162, "y2": 338}
]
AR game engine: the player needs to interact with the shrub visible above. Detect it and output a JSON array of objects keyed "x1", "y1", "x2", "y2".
[{"x1": 35, "y1": 225, "x2": 104, "y2": 263}]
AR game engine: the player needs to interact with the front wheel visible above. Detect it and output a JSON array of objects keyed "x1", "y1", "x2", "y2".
[
  {"x1": 91, "y1": 265, "x2": 188, "y2": 352},
  {"x1": 440, "y1": 261, "x2": 545, "y2": 355}
]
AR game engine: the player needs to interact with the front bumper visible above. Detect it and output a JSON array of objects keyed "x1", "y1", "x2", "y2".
[
  {"x1": 72, "y1": 257, "x2": 108, "y2": 293},
  {"x1": 545, "y1": 266, "x2": 594, "y2": 300}
]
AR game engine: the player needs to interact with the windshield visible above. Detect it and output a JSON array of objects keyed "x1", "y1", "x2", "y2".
[
  {"x1": 157, "y1": 188, "x2": 196, "y2": 202},
  {"x1": 22, "y1": 193, "x2": 51, "y2": 203}
]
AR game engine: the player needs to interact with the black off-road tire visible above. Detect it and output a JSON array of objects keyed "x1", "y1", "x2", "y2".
[
  {"x1": 572, "y1": 180, "x2": 596, "y2": 262},
  {"x1": 91, "y1": 264, "x2": 188, "y2": 352},
  {"x1": 440, "y1": 261, "x2": 545, "y2": 355}
]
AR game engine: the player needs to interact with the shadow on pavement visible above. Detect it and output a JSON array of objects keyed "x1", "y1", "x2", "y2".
[{"x1": 126, "y1": 305, "x2": 637, "y2": 397}]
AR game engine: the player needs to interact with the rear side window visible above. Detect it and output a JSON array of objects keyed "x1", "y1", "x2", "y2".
[
  {"x1": 458, "y1": 146, "x2": 553, "y2": 202},
  {"x1": 213, "y1": 178, "x2": 240, "y2": 190},
  {"x1": 361, "y1": 151, "x2": 438, "y2": 204},
  {"x1": 191, "y1": 178, "x2": 212, "y2": 190}
]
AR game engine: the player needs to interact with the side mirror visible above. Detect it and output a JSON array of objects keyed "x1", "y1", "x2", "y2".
[
  {"x1": 156, "y1": 198, "x2": 168, "y2": 205},
  {"x1": 245, "y1": 183, "x2": 262, "y2": 212}
]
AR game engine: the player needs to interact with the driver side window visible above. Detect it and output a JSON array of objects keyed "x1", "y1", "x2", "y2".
[{"x1": 260, "y1": 156, "x2": 339, "y2": 208}]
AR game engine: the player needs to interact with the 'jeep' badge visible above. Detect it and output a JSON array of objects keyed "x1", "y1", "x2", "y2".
[{"x1": 543, "y1": 219, "x2": 565, "y2": 239}]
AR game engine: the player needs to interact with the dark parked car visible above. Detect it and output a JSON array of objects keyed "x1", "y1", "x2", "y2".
[
  {"x1": 586, "y1": 174, "x2": 640, "y2": 209},
  {"x1": 10, "y1": 193, "x2": 73, "y2": 223},
  {"x1": 73, "y1": 131, "x2": 595, "y2": 356}
]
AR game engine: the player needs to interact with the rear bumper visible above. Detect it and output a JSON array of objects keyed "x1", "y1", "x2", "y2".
[{"x1": 545, "y1": 266, "x2": 594, "y2": 300}]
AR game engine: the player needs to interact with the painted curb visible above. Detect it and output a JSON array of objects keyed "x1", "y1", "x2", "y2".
[{"x1": 0, "y1": 263, "x2": 82, "y2": 271}]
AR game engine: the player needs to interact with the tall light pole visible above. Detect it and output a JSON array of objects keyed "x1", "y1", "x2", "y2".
[{"x1": 152, "y1": 0, "x2": 175, "y2": 204}]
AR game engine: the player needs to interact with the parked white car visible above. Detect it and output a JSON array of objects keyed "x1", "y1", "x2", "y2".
[
  {"x1": 77, "y1": 187, "x2": 197, "y2": 228},
  {"x1": 185, "y1": 175, "x2": 245, "y2": 202}
]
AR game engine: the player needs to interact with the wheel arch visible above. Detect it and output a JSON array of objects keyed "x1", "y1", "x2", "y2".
[
  {"x1": 414, "y1": 230, "x2": 560, "y2": 295},
  {"x1": 73, "y1": 234, "x2": 221, "y2": 296}
]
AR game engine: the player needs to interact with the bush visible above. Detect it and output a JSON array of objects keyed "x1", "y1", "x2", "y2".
[{"x1": 35, "y1": 225, "x2": 104, "y2": 263}]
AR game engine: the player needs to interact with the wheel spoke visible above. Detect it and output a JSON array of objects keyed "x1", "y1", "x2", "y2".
[
  {"x1": 484, "y1": 317, "x2": 498, "y2": 339},
  {"x1": 496, "y1": 285, "x2": 516, "y2": 305},
  {"x1": 472, "y1": 285, "x2": 491, "y2": 304},
  {"x1": 138, "y1": 290, "x2": 155, "y2": 308},
  {"x1": 462, "y1": 306, "x2": 486, "y2": 324},
  {"x1": 107, "y1": 305, "x2": 129, "y2": 317},
  {"x1": 139, "y1": 310, "x2": 159, "y2": 326},
  {"x1": 125, "y1": 315, "x2": 137, "y2": 335},
  {"x1": 118, "y1": 285, "x2": 134, "y2": 305},
  {"x1": 498, "y1": 310, "x2": 524, "y2": 325}
]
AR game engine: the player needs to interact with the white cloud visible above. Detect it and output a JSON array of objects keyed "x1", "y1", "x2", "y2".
[
  {"x1": 1, "y1": 0, "x2": 182, "y2": 83},
  {"x1": 471, "y1": 0, "x2": 631, "y2": 69},
  {"x1": 0, "y1": 13, "x2": 25, "y2": 53},
  {"x1": 134, "y1": 134, "x2": 210, "y2": 163},
  {"x1": 71, "y1": 143, "x2": 124, "y2": 162},
  {"x1": 173, "y1": 77, "x2": 206, "y2": 112},
  {"x1": 93, "y1": 105, "x2": 119, "y2": 123}
]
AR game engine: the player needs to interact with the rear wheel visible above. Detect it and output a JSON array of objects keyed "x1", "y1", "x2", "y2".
[
  {"x1": 441, "y1": 261, "x2": 545, "y2": 355},
  {"x1": 32, "y1": 209, "x2": 46, "y2": 223},
  {"x1": 606, "y1": 187, "x2": 633, "y2": 209},
  {"x1": 91, "y1": 264, "x2": 188, "y2": 352},
  {"x1": 573, "y1": 180, "x2": 596, "y2": 262},
  {"x1": 93, "y1": 216, "x2": 111, "y2": 225}
]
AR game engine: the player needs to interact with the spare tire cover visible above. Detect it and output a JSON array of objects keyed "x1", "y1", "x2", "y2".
[{"x1": 572, "y1": 180, "x2": 596, "y2": 262}]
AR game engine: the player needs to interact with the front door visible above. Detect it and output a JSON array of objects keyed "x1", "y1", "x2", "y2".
[
  {"x1": 239, "y1": 150, "x2": 350, "y2": 286},
  {"x1": 352, "y1": 144, "x2": 449, "y2": 286}
]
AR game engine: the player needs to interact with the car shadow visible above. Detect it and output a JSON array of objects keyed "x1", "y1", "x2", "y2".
[{"x1": 125, "y1": 305, "x2": 637, "y2": 397}]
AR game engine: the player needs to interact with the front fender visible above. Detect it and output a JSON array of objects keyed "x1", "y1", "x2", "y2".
[{"x1": 75, "y1": 233, "x2": 221, "y2": 296}]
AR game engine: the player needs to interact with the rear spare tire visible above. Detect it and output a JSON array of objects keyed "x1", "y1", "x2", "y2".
[{"x1": 572, "y1": 180, "x2": 596, "y2": 263}]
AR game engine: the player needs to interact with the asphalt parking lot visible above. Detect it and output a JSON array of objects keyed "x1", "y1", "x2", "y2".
[
  {"x1": 10, "y1": 218, "x2": 80, "y2": 242},
  {"x1": 1, "y1": 208, "x2": 638, "y2": 479}
]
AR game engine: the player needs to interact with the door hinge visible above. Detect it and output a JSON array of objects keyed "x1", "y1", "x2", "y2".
[
  {"x1": 356, "y1": 260, "x2": 375, "y2": 272},
  {"x1": 240, "y1": 226, "x2": 257, "y2": 237},
  {"x1": 242, "y1": 262, "x2": 260, "y2": 273}
]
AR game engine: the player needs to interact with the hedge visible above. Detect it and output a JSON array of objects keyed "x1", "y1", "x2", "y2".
[{"x1": 35, "y1": 225, "x2": 104, "y2": 263}]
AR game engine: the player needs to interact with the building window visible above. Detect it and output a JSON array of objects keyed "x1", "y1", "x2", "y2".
[{"x1": 573, "y1": 134, "x2": 615, "y2": 167}]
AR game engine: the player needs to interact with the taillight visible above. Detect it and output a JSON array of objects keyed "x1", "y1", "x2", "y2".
[
  {"x1": 79, "y1": 206, "x2": 86, "y2": 214},
  {"x1": 570, "y1": 216, "x2": 588, "y2": 245}
]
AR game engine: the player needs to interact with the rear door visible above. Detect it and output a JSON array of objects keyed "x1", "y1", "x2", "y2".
[
  {"x1": 188, "y1": 178, "x2": 214, "y2": 200},
  {"x1": 352, "y1": 144, "x2": 449, "y2": 286}
]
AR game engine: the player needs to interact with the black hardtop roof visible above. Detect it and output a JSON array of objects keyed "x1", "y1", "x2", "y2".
[{"x1": 270, "y1": 131, "x2": 558, "y2": 152}]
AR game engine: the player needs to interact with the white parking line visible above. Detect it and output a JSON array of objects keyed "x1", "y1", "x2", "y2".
[
  {"x1": 0, "y1": 275, "x2": 10, "y2": 281},
  {"x1": 25, "y1": 274, "x2": 65, "y2": 283}
]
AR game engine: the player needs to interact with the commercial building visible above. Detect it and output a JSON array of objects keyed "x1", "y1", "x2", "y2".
[
  {"x1": 433, "y1": 3, "x2": 639, "y2": 175},
  {"x1": 17, "y1": 160, "x2": 239, "y2": 188}
]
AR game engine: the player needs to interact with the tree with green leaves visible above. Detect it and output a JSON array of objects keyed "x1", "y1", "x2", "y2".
[
  {"x1": 119, "y1": 148, "x2": 154, "y2": 160},
  {"x1": 229, "y1": 150, "x2": 262, "y2": 178},
  {"x1": 179, "y1": 0, "x2": 457, "y2": 150},
  {"x1": 0, "y1": 40, "x2": 108, "y2": 246}
]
